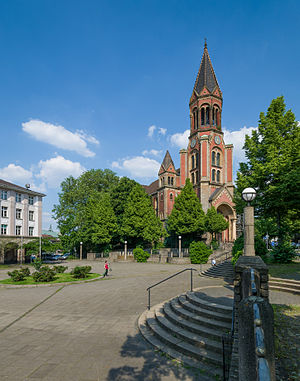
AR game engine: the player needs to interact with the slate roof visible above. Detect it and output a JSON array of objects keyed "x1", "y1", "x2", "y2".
[
  {"x1": 0, "y1": 179, "x2": 46, "y2": 197},
  {"x1": 143, "y1": 179, "x2": 159, "y2": 195},
  {"x1": 161, "y1": 150, "x2": 175, "y2": 171},
  {"x1": 193, "y1": 42, "x2": 221, "y2": 96}
]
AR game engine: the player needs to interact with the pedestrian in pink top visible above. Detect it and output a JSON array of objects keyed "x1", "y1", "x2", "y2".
[{"x1": 102, "y1": 260, "x2": 109, "y2": 278}]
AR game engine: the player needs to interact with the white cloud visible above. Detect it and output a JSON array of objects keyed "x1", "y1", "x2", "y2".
[
  {"x1": 142, "y1": 149, "x2": 162, "y2": 157},
  {"x1": 147, "y1": 125, "x2": 156, "y2": 138},
  {"x1": 0, "y1": 164, "x2": 33, "y2": 184},
  {"x1": 22, "y1": 119, "x2": 98, "y2": 157},
  {"x1": 36, "y1": 155, "x2": 85, "y2": 188},
  {"x1": 112, "y1": 156, "x2": 160, "y2": 178},
  {"x1": 223, "y1": 126, "x2": 257, "y2": 163},
  {"x1": 158, "y1": 127, "x2": 167, "y2": 135},
  {"x1": 170, "y1": 129, "x2": 190, "y2": 148}
]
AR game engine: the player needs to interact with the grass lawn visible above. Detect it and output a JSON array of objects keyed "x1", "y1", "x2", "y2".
[
  {"x1": 0, "y1": 272, "x2": 100, "y2": 285},
  {"x1": 268, "y1": 261, "x2": 300, "y2": 280},
  {"x1": 273, "y1": 304, "x2": 300, "y2": 381}
]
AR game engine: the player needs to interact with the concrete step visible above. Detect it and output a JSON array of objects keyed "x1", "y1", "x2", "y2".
[
  {"x1": 270, "y1": 277, "x2": 300, "y2": 285},
  {"x1": 163, "y1": 302, "x2": 225, "y2": 341},
  {"x1": 178, "y1": 295, "x2": 232, "y2": 323},
  {"x1": 155, "y1": 307, "x2": 222, "y2": 353},
  {"x1": 269, "y1": 281, "x2": 300, "y2": 290},
  {"x1": 186, "y1": 292, "x2": 233, "y2": 315},
  {"x1": 170, "y1": 298, "x2": 232, "y2": 332},
  {"x1": 138, "y1": 310, "x2": 221, "y2": 380},
  {"x1": 269, "y1": 285, "x2": 300, "y2": 295},
  {"x1": 146, "y1": 309, "x2": 223, "y2": 367}
]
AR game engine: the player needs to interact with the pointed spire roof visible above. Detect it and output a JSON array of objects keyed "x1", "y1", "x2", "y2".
[
  {"x1": 161, "y1": 150, "x2": 175, "y2": 171},
  {"x1": 192, "y1": 41, "x2": 221, "y2": 96}
]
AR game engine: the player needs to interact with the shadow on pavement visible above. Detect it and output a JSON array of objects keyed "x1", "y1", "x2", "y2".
[{"x1": 106, "y1": 331, "x2": 204, "y2": 381}]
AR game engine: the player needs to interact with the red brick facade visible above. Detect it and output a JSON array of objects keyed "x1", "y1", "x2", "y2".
[{"x1": 144, "y1": 43, "x2": 236, "y2": 242}]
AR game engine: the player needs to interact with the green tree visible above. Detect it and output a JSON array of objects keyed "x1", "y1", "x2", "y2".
[
  {"x1": 167, "y1": 179, "x2": 205, "y2": 243},
  {"x1": 53, "y1": 169, "x2": 119, "y2": 252},
  {"x1": 205, "y1": 206, "x2": 229, "y2": 240},
  {"x1": 121, "y1": 184, "x2": 164, "y2": 247},
  {"x1": 80, "y1": 193, "x2": 118, "y2": 252},
  {"x1": 110, "y1": 177, "x2": 137, "y2": 226},
  {"x1": 235, "y1": 96, "x2": 300, "y2": 247},
  {"x1": 189, "y1": 241, "x2": 212, "y2": 264},
  {"x1": 24, "y1": 237, "x2": 61, "y2": 256}
]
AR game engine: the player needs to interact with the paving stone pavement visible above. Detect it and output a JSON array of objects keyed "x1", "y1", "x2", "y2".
[
  {"x1": 0, "y1": 261, "x2": 299, "y2": 381},
  {"x1": 0, "y1": 261, "x2": 223, "y2": 381}
]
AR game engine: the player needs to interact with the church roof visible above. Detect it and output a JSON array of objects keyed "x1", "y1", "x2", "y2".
[
  {"x1": 161, "y1": 150, "x2": 175, "y2": 171},
  {"x1": 192, "y1": 41, "x2": 221, "y2": 96},
  {"x1": 143, "y1": 179, "x2": 159, "y2": 195}
]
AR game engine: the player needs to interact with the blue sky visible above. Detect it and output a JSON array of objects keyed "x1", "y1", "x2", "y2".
[{"x1": 0, "y1": 0, "x2": 299, "y2": 230}]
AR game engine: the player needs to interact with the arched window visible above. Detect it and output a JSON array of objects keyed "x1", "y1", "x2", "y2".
[
  {"x1": 195, "y1": 153, "x2": 199, "y2": 167},
  {"x1": 201, "y1": 108, "x2": 205, "y2": 125},
  {"x1": 171, "y1": 177, "x2": 174, "y2": 186},
  {"x1": 212, "y1": 169, "x2": 216, "y2": 182},
  {"x1": 216, "y1": 152, "x2": 220, "y2": 166},
  {"x1": 193, "y1": 108, "x2": 199, "y2": 129},
  {"x1": 217, "y1": 170, "x2": 220, "y2": 183},
  {"x1": 216, "y1": 109, "x2": 220, "y2": 127},
  {"x1": 212, "y1": 151, "x2": 216, "y2": 165},
  {"x1": 206, "y1": 107, "x2": 210, "y2": 125},
  {"x1": 168, "y1": 177, "x2": 170, "y2": 185},
  {"x1": 191, "y1": 155, "x2": 195, "y2": 169},
  {"x1": 160, "y1": 193, "x2": 163, "y2": 201},
  {"x1": 170, "y1": 193, "x2": 173, "y2": 200},
  {"x1": 191, "y1": 173, "x2": 195, "y2": 184},
  {"x1": 195, "y1": 171, "x2": 199, "y2": 183},
  {"x1": 212, "y1": 108, "x2": 215, "y2": 125}
]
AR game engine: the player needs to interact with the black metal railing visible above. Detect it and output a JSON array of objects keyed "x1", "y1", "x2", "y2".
[{"x1": 146, "y1": 268, "x2": 197, "y2": 310}]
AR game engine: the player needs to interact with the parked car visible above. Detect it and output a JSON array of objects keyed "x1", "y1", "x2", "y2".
[
  {"x1": 60, "y1": 253, "x2": 72, "y2": 260},
  {"x1": 42, "y1": 253, "x2": 61, "y2": 262}
]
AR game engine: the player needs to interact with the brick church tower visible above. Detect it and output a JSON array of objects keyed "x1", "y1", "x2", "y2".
[{"x1": 144, "y1": 42, "x2": 236, "y2": 242}]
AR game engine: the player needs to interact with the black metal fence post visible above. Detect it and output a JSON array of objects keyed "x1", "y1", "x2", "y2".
[
  {"x1": 148, "y1": 289, "x2": 151, "y2": 310},
  {"x1": 190, "y1": 268, "x2": 193, "y2": 291}
]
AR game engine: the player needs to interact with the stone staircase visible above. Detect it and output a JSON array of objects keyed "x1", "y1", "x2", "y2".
[
  {"x1": 138, "y1": 291, "x2": 233, "y2": 380},
  {"x1": 200, "y1": 260, "x2": 235, "y2": 283},
  {"x1": 269, "y1": 277, "x2": 300, "y2": 295}
]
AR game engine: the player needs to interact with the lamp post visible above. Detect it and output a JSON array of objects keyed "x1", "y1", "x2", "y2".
[
  {"x1": 124, "y1": 241, "x2": 127, "y2": 261},
  {"x1": 178, "y1": 235, "x2": 182, "y2": 258},
  {"x1": 80, "y1": 241, "x2": 83, "y2": 260},
  {"x1": 242, "y1": 187, "x2": 257, "y2": 256}
]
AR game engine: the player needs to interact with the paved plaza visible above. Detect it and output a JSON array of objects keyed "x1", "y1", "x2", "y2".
[{"x1": 0, "y1": 261, "x2": 299, "y2": 381}]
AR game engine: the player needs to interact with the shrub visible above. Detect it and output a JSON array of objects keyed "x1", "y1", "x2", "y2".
[
  {"x1": 271, "y1": 241, "x2": 296, "y2": 263},
  {"x1": 232, "y1": 250, "x2": 243, "y2": 265},
  {"x1": 133, "y1": 247, "x2": 150, "y2": 263},
  {"x1": 53, "y1": 265, "x2": 68, "y2": 273},
  {"x1": 32, "y1": 266, "x2": 56, "y2": 282},
  {"x1": 189, "y1": 241, "x2": 212, "y2": 264},
  {"x1": 20, "y1": 267, "x2": 30, "y2": 277},
  {"x1": 71, "y1": 266, "x2": 92, "y2": 278},
  {"x1": 32, "y1": 257, "x2": 43, "y2": 271},
  {"x1": 7, "y1": 269, "x2": 26, "y2": 282},
  {"x1": 211, "y1": 239, "x2": 219, "y2": 251}
]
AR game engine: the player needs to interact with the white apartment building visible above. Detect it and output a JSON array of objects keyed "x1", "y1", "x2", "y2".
[{"x1": 0, "y1": 179, "x2": 46, "y2": 263}]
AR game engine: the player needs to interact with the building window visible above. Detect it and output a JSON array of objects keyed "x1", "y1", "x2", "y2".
[
  {"x1": 171, "y1": 177, "x2": 174, "y2": 186},
  {"x1": 217, "y1": 170, "x2": 220, "y2": 183},
  {"x1": 196, "y1": 171, "x2": 199, "y2": 183},
  {"x1": 170, "y1": 193, "x2": 173, "y2": 200},
  {"x1": 16, "y1": 226, "x2": 21, "y2": 236},
  {"x1": 16, "y1": 209, "x2": 22, "y2": 219},
  {"x1": 212, "y1": 169, "x2": 216, "y2": 182},
  {"x1": 29, "y1": 227, "x2": 34, "y2": 236},
  {"x1": 1, "y1": 190, "x2": 8, "y2": 200},
  {"x1": 1, "y1": 206, "x2": 8, "y2": 218},
  {"x1": 212, "y1": 151, "x2": 216, "y2": 165},
  {"x1": 16, "y1": 193, "x2": 22, "y2": 202},
  {"x1": 206, "y1": 107, "x2": 210, "y2": 125},
  {"x1": 216, "y1": 152, "x2": 220, "y2": 166},
  {"x1": 160, "y1": 193, "x2": 163, "y2": 201},
  {"x1": 1, "y1": 224, "x2": 7, "y2": 235},
  {"x1": 29, "y1": 211, "x2": 34, "y2": 221},
  {"x1": 201, "y1": 108, "x2": 205, "y2": 125},
  {"x1": 191, "y1": 173, "x2": 195, "y2": 184},
  {"x1": 191, "y1": 155, "x2": 195, "y2": 169},
  {"x1": 195, "y1": 153, "x2": 199, "y2": 167},
  {"x1": 29, "y1": 196, "x2": 34, "y2": 205}
]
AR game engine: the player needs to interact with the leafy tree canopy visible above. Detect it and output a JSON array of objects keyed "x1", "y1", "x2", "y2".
[
  {"x1": 121, "y1": 184, "x2": 164, "y2": 247},
  {"x1": 167, "y1": 179, "x2": 205, "y2": 241},
  {"x1": 235, "y1": 96, "x2": 300, "y2": 243},
  {"x1": 205, "y1": 206, "x2": 229, "y2": 239}
]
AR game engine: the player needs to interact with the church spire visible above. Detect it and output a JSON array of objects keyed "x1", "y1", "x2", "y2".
[{"x1": 192, "y1": 41, "x2": 222, "y2": 97}]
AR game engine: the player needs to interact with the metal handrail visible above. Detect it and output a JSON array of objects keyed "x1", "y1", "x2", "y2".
[{"x1": 147, "y1": 268, "x2": 197, "y2": 310}]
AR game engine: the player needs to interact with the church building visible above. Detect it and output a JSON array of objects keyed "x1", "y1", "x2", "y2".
[{"x1": 144, "y1": 43, "x2": 236, "y2": 242}]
